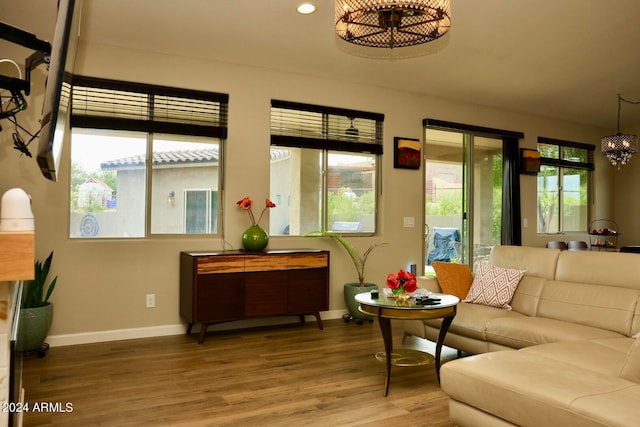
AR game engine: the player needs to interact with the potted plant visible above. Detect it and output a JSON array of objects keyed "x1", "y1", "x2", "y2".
[
  {"x1": 17, "y1": 251, "x2": 57, "y2": 354},
  {"x1": 306, "y1": 231, "x2": 386, "y2": 324}
]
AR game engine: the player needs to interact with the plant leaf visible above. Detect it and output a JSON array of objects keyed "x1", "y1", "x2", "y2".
[
  {"x1": 22, "y1": 251, "x2": 57, "y2": 309},
  {"x1": 305, "y1": 230, "x2": 386, "y2": 285}
]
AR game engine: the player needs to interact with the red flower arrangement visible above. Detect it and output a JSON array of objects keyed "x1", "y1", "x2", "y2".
[
  {"x1": 386, "y1": 269, "x2": 417, "y2": 294},
  {"x1": 237, "y1": 197, "x2": 276, "y2": 227}
]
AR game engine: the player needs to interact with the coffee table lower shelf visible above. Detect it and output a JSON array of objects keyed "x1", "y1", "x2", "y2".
[{"x1": 375, "y1": 349, "x2": 435, "y2": 367}]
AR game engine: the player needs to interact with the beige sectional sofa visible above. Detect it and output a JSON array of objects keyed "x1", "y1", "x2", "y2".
[{"x1": 404, "y1": 245, "x2": 640, "y2": 427}]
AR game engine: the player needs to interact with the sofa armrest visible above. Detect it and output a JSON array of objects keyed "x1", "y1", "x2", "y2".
[{"x1": 418, "y1": 276, "x2": 442, "y2": 293}]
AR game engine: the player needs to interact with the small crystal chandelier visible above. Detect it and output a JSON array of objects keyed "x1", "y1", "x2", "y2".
[
  {"x1": 335, "y1": 0, "x2": 451, "y2": 59},
  {"x1": 601, "y1": 95, "x2": 640, "y2": 170}
]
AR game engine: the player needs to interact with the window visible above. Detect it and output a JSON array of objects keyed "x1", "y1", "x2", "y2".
[
  {"x1": 69, "y1": 76, "x2": 228, "y2": 238},
  {"x1": 537, "y1": 137, "x2": 594, "y2": 233},
  {"x1": 270, "y1": 100, "x2": 383, "y2": 236}
]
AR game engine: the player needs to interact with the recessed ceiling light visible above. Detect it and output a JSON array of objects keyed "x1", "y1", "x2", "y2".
[{"x1": 297, "y1": 3, "x2": 316, "y2": 14}]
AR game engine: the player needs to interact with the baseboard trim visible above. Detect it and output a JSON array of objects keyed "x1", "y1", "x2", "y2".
[
  {"x1": 47, "y1": 324, "x2": 186, "y2": 347},
  {"x1": 47, "y1": 310, "x2": 348, "y2": 347}
]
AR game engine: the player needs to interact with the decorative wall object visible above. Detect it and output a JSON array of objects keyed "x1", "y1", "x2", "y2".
[
  {"x1": 394, "y1": 137, "x2": 421, "y2": 169},
  {"x1": 520, "y1": 148, "x2": 540, "y2": 175}
]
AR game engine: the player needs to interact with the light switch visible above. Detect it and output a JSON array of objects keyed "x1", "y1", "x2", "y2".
[
  {"x1": 523, "y1": 218, "x2": 528, "y2": 228},
  {"x1": 403, "y1": 217, "x2": 415, "y2": 228}
]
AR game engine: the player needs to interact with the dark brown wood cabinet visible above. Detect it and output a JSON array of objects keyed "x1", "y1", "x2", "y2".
[{"x1": 180, "y1": 250, "x2": 330, "y2": 343}]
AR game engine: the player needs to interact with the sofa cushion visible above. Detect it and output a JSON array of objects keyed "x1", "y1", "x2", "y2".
[
  {"x1": 463, "y1": 264, "x2": 524, "y2": 310},
  {"x1": 555, "y1": 250, "x2": 640, "y2": 336},
  {"x1": 619, "y1": 337, "x2": 640, "y2": 382},
  {"x1": 432, "y1": 262, "x2": 474, "y2": 299},
  {"x1": 518, "y1": 338, "x2": 634, "y2": 377},
  {"x1": 537, "y1": 280, "x2": 640, "y2": 336},
  {"x1": 555, "y1": 250, "x2": 640, "y2": 290},
  {"x1": 485, "y1": 316, "x2": 624, "y2": 348},
  {"x1": 441, "y1": 347, "x2": 640, "y2": 427},
  {"x1": 424, "y1": 301, "x2": 525, "y2": 341},
  {"x1": 508, "y1": 275, "x2": 545, "y2": 316},
  {"x1": 490, "y1": 245, "x2": 560, "y2": 280},
  {"x1": 416, "y1": 276, "x2": 442, "y2": 294}
]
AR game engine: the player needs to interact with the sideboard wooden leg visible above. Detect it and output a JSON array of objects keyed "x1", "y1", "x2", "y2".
[
  {"x1": 313, "y1": 312, "x2": 323, "y2": 330},
  {"x1": 198, "y1": 324, "x2": 209, "y2": 344}
]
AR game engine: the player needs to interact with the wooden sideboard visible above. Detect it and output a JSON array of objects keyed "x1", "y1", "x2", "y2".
[{"x1": 180, "y1": 249, "x2": 330, "y2": 344}]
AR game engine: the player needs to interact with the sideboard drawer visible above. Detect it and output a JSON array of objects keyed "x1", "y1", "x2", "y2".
[
  {"x1": 197, "y1": 256, "x2": 244, "y2": 274},
  {"x1": 288, "y1": 252, "x2": 329, "y2": 269},
  {"x1": 244, "y1": 254, "x2": 288, "y2": 272}
]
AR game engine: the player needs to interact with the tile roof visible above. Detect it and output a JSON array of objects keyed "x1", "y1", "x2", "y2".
[
  {"x1": 101, "y1": 148, "x2": 219, "y2": 169},
  {"x1": 270, "y1": 149, "x2": 290, "y2": 162},
  {"x1": 101, "y1": 147, "x2": 291, "y2": 169}
]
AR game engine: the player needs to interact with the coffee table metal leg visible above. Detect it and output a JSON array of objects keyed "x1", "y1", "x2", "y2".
[
  {"x1": 435, "y1": 313, "x2": 455, "y2": 383},
  {"x1": 377, "y1": 316, "x2": 393, "y2": 396}
]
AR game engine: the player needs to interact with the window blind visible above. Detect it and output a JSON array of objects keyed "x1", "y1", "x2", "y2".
[
  {"x1": 423, "y1": 118, "x2": 525, "y2": 140},
  {"x1": 71, "y1": 76, "x2": 228, "y2": 138},
  {"x1": 270, "y1": 100, "x2": 384, "y2": 154}
]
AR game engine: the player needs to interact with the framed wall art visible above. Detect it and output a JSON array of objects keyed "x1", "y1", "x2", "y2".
[
  {"x1": 520, "y1": 148, "x2": 541, "y2": 175},
  {"x1": 394, "y1": 137, "x2": 421, "y2": 169}
]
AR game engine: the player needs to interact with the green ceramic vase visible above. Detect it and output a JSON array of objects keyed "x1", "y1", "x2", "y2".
[
  {"x1": 242, "y1": 225, "x2": 269, "y2": 251},
  {"x1": 344, "y1": 282, "x2": 378, "y2": 321},
  {"x1": 17, "y1": 303, "x2": 53, "y2": 352}
]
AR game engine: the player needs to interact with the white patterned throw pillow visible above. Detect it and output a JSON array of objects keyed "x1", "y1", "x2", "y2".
[{"x1": 463, "y1": 264, "x2": 525, "y2": 310}]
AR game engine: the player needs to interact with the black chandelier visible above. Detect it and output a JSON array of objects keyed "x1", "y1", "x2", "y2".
[
  {"x1": 335, "y1": 0, "x2": 451, "y2": 59},
  {"x1": 601, "y1": 95, "x2": 640, "y2": 170}
]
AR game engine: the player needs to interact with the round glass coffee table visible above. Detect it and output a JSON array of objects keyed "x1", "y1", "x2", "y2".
[{"x1": 355, "y1": 291, "x2": 459, "y2": 396}]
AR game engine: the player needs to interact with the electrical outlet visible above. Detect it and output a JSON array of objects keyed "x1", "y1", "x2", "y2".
[{"x1": 146, "y1": 293, "x2": 156, "y2": 308}]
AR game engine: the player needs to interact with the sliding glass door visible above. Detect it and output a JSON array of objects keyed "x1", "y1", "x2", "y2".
[{"x1": 424, "y1": 129, "x2": 503, "y2": 271}]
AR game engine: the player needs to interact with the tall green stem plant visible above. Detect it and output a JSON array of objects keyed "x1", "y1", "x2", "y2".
[
  {"x1": 306, "y1": 231, "x2": 386, "y2": 286},
  {"x1": 23, "y1": 251, "x2": 57, "y2": 309}
]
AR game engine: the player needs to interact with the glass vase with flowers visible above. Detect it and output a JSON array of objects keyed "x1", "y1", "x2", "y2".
[{"x1": 386, "y1": 269, "x2": 417, "y2": 305}]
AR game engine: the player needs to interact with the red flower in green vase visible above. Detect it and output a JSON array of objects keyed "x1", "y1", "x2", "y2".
[{"x1": 237, "y1": 197, "x2": 276, "y2": 227}]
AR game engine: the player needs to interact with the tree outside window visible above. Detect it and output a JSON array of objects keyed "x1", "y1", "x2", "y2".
[{"x1": 536, "y1": 138, "x2": 593, "y2": 234}]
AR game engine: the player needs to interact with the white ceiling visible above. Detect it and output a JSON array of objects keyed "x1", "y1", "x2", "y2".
[{"x1": 3, "y1": 0, "x2": 640, "y2": 130}]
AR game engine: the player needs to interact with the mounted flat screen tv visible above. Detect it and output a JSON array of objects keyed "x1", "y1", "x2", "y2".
[{"x1": 36, "y1": 0, "x2": 81, "y2": 182}]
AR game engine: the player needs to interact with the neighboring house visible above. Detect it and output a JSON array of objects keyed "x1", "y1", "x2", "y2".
[
  {"x1": 71, "y1": 148, "x2": 221, "y2": 237},
  {"x1": 77, "y1": 177, "x2": 113, "y2": 209}
]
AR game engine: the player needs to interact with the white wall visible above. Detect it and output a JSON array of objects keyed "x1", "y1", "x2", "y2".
[{"x1": 0, "y1": 40, "x2": 621, "y2": 345}]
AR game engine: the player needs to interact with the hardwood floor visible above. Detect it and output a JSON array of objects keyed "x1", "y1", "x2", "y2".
[{"x1": 22, "y1": 318, "x2": 457, "y2": 426}]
